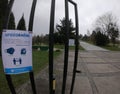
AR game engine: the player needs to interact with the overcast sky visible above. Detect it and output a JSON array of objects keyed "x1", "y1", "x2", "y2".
[{"x1": 12, "y1": 0, "x2": 120, "y2": 35}]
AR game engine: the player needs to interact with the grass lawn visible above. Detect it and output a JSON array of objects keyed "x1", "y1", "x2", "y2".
[
  {"x1": 54, "y1": 44, "x2": 84, "y2": 50},
  {"x1": 69, "y1": 45, "x2": 85, "y2": 50},
  {"x1": 54, "y1": 44, "x2": 64, "y2": 49},
  {"x1": 0, "y1": 50, "x2": 61, "y2": 94},
  {"x1": 102, "y1": 45, "x2": 120, "y2": 51}
]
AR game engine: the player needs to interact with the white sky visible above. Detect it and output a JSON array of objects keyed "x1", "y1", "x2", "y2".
[{"x1": 12, "y1": 0, "x2": 120, "y2": 35}]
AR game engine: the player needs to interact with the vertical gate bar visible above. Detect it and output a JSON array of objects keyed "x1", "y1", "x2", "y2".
[
  {"x1": 62, "y1": 0, "x2": 69, "y2": 94},
  {"x1": 28, "y1": 0, "x2": 37, "y2": 94},
  {"x1": 49, "y1": 0, "x2": 56, "y2": 94},
  {"x1": 69, "y1": 1, "x2": 79, "y2": 94},
  {"x1": 2, "y1": 0, "x2": 16, "y2": 94},
  {"x1": 5, "y1": 75, "x2": 16, "y2": 94},
  {"x1": 28, "y1": 0, "x2": 37, "y2": 31},
  {"x1": 29, "y1": 72, "x2": 37, "y2": 94}
]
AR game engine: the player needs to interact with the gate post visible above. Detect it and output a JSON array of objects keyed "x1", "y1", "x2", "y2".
[
  {"x1": 68, "y1": 0, "x2": 79, "y2": 94},
  {"x1": 49, "y1": 0, "x2": 56, "y2": 94},
  {"x1": 3, "y1": 0, "x2": 16, "y2": 94},
  {"x1": 62, "y1": 0, "x2": 70, "y2": 94},
  {"x1": 28, "y1": 0, "x2": 37, "y2": 93}
]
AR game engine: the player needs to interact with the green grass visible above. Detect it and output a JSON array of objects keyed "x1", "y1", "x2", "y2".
[
  {"x1": 79, "y1": 45, "x2": 85, "y2": 50},
  {"x1": 54, "y1": 44, "x2": 84, "y2": 51},
  {"x1": 0, "y1": 50, "x2": 61, "y2": 94},
  {"x1": 0, "y1": 59, "x2": 11, "y2": 94},
  {"x1": 102, "y1": 45, "x2": 120, "y2": 51},
  {"x1": 54, "y1": 44, "x2": 64, "y2": 49},
  {"x1": 69, "y1": 45, "x2": 84, "y2": 50}
]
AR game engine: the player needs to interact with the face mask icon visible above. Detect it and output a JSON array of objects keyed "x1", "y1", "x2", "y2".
[
  {"x1": 13, "y1": 58, "x2": 22, "y2": 65},
  {"x1": 21, "y1": 48, "x2": 26, "y2": 55},
  {"x1": 6, "y1": 47, "x2": 15, "y2": 55}
]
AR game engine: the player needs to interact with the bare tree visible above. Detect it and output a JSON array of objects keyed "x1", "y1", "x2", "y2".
[
  {"x1": 94, "y1": 13, "x2": 117, "y2": 33},
  {"x1": 94, "y1": 12, "x2": 119, "y2": 45}
]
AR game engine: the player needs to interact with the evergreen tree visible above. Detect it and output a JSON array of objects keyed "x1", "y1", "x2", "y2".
[
  {"x1": 17, "y1": 15, "x2": 26, "y2": 30},
  {"x1": 91, "y1": 28, "x2": 109, "y2": 46},
  {"x1": 8, "y1": 12, "x2": 16, "y2": 29},
  {"x1": 55, "y1": 18, "x2": 75, "y2": 44},
  {"x1": 94, "y1": 31, "x2": 109, "y2": 46}
]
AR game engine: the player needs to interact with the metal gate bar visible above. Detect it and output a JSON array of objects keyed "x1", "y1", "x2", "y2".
[
  {"x1": 28, "y1": 0, "x2": 37, "y2": 94},
  {"x1": 68, "y1": 1, "x2": 79, "y2": 94},
  {"x1": 49, "y1": 0, "x2": 56, "y2": 94},
  {"x1": 61, "y1": 0, "x2": 70, "y2": 94},
  {"x1": 2, "y1": 0, "x2": 37, "y2": 94},
  {"x1": 3, "y1": 0, "x2": 16, "y2": 94}
]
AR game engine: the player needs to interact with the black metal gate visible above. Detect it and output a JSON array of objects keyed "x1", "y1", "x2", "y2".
[
  {"x1": 2, "y1": 0, "x2": 79, "y2": 94},
  {"x1": 49, "y1": 0, "x2": 79, "y2": 94}
]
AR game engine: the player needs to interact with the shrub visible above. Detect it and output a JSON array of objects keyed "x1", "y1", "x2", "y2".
[{"x1": 94, "y1": 31, "x2": 109, "y2": 46}]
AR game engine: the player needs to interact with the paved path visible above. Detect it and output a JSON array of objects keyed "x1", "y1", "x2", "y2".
[
  {"x1": 54, "y1": 51, "x2": 120, "y2": 94},
  {"x1": 17, "y1": 50, "x2": 120, "y2": 94},
  {"x1": 80, "y1": 41, "x2": 109, "y2": 51}
]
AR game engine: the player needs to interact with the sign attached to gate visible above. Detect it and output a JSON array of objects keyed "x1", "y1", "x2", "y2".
[
  {"x1": 2, "y1": 30, "x2": 33, "y2": 74},
  {"x1": 69, "y1": 39, "x2": 75, "y2": 46}
]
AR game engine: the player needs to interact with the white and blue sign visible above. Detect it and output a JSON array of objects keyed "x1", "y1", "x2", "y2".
[
  {"x1": 69, "y1": 39, "x2": 75, "y2": 46},
  {"x1": 2, "y1": 30, "x2": 33, "y2": 74}
]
